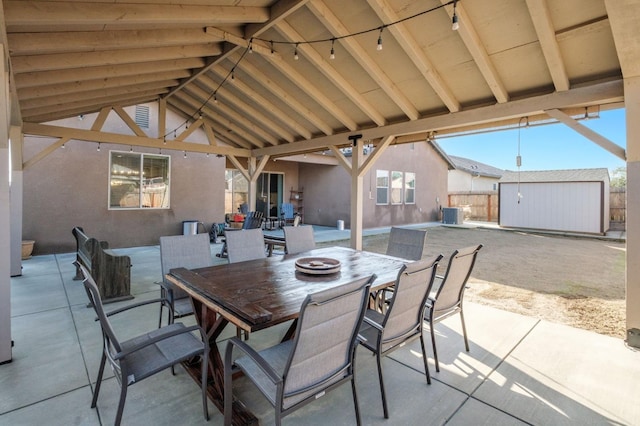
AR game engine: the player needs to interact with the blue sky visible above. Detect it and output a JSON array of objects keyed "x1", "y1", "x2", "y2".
[{"x1": 436, "y1": 108, "x2": 626, "y2": 173}]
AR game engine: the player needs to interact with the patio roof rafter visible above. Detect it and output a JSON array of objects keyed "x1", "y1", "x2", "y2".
[{"x1": 253, "y1": 79, "x2": 624, "y2": 158}]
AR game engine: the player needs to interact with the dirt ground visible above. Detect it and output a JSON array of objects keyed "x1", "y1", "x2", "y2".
[{"x1": 319, "y1": 226, "x2": 627, "y2": 339}]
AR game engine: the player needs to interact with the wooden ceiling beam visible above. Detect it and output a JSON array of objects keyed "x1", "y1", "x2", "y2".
[
  {"x1": 173, "y1": 92, "x2": 260, "y2": 149},
  {"x1": 307, "y1": 1, "x2": 419, "y2": 121},
  {"x1": 18, "y1": 70, "x2": 189, "y2": 100},
  {"x1": 22, "y1": 94, "x2": 161, "y2": 123},
  {"x1": 275, "y1": 20, "x2": 386, "y2": 126},
  {"x1": 20, "y1": 79, "x2": 177, "y2": 110},
  {"x1": 238, "y1": 57, "x2": 334, "y2": 135},
  {"x1": 22, "y1": 88, "x2": 167, "y2": 119},
  {"x1": 605, "y1": 0, "x2": 640, "y2": 78},
  {"x1": 183, "y1": 84, "x2": 274, "y2": 147},
  {"x1": 8, "y1": 28, "x2": 224, "y2": 56},
  {"x1": 205, "y1": 26, "x2": 358, "y2": 132},
  {"x1": 22, "y1": 121, "x2": 250, "y2": 157},
  {"x1": 261, "y1": 52, "x2": 358, "y2": 131},
  {"x1": 11, "y1": 44, "x2": 221, "y2": 74},
  {"x1": 196, "y1": 73, "x2": 295, "y2": 143},
  {"x1": 441, "y1": 0, "x2": 510, "y2": 103},
  {"x1": 367, "y1": 0, "x2": 461, "y2": 113},
  {"x1": 164, "y1": 0, "x2": 306, "y2": 99},
  {"x1": 525, "y1": 0, "x2": 570, "y2": 92},
  {"x1": 4, "y1": 2, "x2": 269, "y2": 28},
  {"x1": 207, "y1": 66, "x2": 312, "y2": 140},
  {"x1": 167, "y1": 96, "x2": 247, "y2": 149},
  {"x1": 15, "y1": 58, "x2": 205, "y2": 89},
  {"x1": 253, "y1": 79, "x2": 623, "y2": 157}
]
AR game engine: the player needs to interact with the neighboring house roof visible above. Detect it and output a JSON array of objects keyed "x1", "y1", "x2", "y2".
[
  {"x1": 499, "y1": 168, "x2": 610, "y2": 183},
  {"x1": 449, "y1": 155, "x2": 504, "y2": 178}
]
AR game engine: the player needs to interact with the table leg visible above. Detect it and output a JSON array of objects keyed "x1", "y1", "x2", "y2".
[{"x1": 182, "y1": 298, "x2": 259, "y2": 426}]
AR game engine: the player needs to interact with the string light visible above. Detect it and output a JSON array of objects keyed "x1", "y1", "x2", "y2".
[
  {"x1": 183, "y1": 151, "x2": 187, "y2": 158},
  {"x1": 161, "y1": 0, "x2": 458, "y2": 141},
  {"x1": 97, "y1": 143, "x2": 101, "y2": 152},
  {"x1": 129, "y1": 145, "x2": 133, "y2": 152},
  {"x1": 452, "y1": 0, "x2": 459, "y2": 31}
]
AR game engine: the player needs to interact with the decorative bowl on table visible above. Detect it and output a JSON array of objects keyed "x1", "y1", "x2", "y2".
[{"x1": 295, "y1": 257, "x2": 341, "y2": 275}]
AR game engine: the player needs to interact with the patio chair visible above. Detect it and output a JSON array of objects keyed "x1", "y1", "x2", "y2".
[
  {"x1": 280, "y1": 202, "x2": 296, "y2": 226},
  {"x1": 225, "y1": 228, "x2": 266, "y2": 263},
  {"x1": 224, "y1": 274, "x2": 376, "y2": 426},
  {"x1": 77, "y1": 263, "x2": 209, "y2": 426},
  {"x1": 158, "y1": 233, "x2": 213, "y2": 327},
  {"x1": 425, "y1": 244, "x2": 483, "y2": 372},
  {"x1": 358, "y1": 255, "x2": 442, "y2": 419},
  {"x1": 217, "y1": 211, "x2": 264, "y2": 258},
  {"x1": 283, "y1": 224, "x2": 315, "y2": 254},
  {"x1": 386, "y1": 227, "x2": 427, "y2": 261}
]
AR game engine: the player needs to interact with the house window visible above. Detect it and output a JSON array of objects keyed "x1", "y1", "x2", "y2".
[
  {"x1": 376, "y1": 170, "x2": 389, "y2": 204},
  {"x1": 405, "y1": 172, "x2": 416, "y2": 204},
  {"x1": 225, "y1": 170, "x2": 249, "y2": 214},
  {"x1": 390, "y1": 171, "x2": 403, "y2": 204},
  {"x1": 109, "y1": 151, "x2": 170, "y2": 209}
]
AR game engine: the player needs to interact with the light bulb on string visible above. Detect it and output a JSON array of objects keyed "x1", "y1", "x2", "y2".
[
  {"x1": 183, "y1": 151, "x2": 187, "y2": 159},
  {"x1": 330, "y1": 39, "x2": 335, "y2": 60},
  {"x1": 97, "y1": 143, "x2": 101, "y2": 152},
  {"x1": 452, "y1": 0, "x2": 459, "y2": 30},
  {"x1": 294, "y1": 43, "x2": 299, "y2": 60},
  {"x1": 377, "y1": 28, "x2": 383, "y2": 51}
]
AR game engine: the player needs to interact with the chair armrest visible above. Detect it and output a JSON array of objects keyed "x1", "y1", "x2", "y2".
[
  {"x1": 103, "y1": 298, "x2": 171, "y2": 318},
  {"x1": 113, "y1": 324, "x2": 206, "y2": 360},
  {"x1": 363, "y1": 315, "x2": 383, "y2": 331},
  {"x1": 224, "y1": 337, "x2": 282, "y2": 385}
]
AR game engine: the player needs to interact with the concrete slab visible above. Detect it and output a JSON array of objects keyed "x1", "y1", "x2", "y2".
[
  {"x1": 474, "y1": 320, "x2": 640, "y2": 425},
  {"x1": 0, "y1": 308, "x2": 88, "y2": 414},
  {"x1": 0, "y1": 386, "x2": 100, "y2": 425},
  {"x1": 389, "y1": 302, "x2": 539, "y2": 395}
]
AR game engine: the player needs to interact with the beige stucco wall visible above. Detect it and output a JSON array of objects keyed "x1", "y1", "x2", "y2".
[
  {"x1": 22, "y1": 104, "x2": 230, "y2": 254},
  {"x1": 449, "y1": 169, "x2": 499, "y2": 192},
  {"x1": 23, "y1": 139, "x2": 227, "y2": 254},
  {"x1": 300, "y1": 142, "x2": 449, "y2": 228}
]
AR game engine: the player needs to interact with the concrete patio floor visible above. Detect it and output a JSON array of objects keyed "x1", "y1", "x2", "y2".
[{"x1": 2, "y1": 226, "x2": 639, "y2": 425}]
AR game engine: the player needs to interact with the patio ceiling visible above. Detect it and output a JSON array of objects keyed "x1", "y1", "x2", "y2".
[{"x1": 1, "y1": 0, "x2": 636, "y2": 158}]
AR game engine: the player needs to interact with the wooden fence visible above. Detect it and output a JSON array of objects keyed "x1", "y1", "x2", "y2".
[{"x1": 449, "y1": 187, "x2": 626, "y2": 230}]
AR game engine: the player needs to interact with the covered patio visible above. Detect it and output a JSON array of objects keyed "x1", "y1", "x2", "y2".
[
  {"x1": 2, "y1": 2, "x2": 640, "y2": 422},
  {"x1": 2, "y1": 229, "x2": 639, "y2": 425}
]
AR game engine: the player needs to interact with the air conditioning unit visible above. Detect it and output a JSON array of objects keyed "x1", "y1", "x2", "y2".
[{"x1": 442, "y1": 207, "x2": 464, "y2": 225}]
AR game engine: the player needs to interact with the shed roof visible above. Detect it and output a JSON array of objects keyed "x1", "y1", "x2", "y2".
[
  {"x1": 499, "y1": 168, "x2": 610, "y2": 184},
  {"x1": 449, "y1": 155, "x2": 503, "y2": 178}
]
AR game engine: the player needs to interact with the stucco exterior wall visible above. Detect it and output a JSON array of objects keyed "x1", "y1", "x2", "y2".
[
  {"x1": 448, "y1": 170, "x2": 499, "y2": 192},
  {"x1": 300, "y1": 142, "x2": 448, "y2": 228},
  {"x1": 22, "y1": 104, "x2": 229, "y2": 254}
]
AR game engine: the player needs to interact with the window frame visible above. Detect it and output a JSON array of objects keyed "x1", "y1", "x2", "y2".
[
  {"x1": 376, "y1": 170, "x2": 389, "y2": 205},
  {"x1": 108, "y1": 151, "x2": 171, "y2": 210},
  {"x1": 404, "y1": 172, "x2": 416, "y2": 204},
  {"x1": 390, "y1": 171, "x2": 404, "y2": 205}
]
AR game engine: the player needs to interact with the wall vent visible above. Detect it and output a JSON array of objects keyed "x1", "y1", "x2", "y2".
[{"x1": 135, "y1": 105, "x2": 149, "y2": 129}]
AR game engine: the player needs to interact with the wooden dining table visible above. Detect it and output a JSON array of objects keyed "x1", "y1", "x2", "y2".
[{"x1": 166, "y1": 246, "x2": 408, "y2": 425}]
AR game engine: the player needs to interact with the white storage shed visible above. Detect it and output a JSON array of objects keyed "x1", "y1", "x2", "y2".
[{"x1": 499, "y1": 169, "x2": 610, "y2": 235}]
